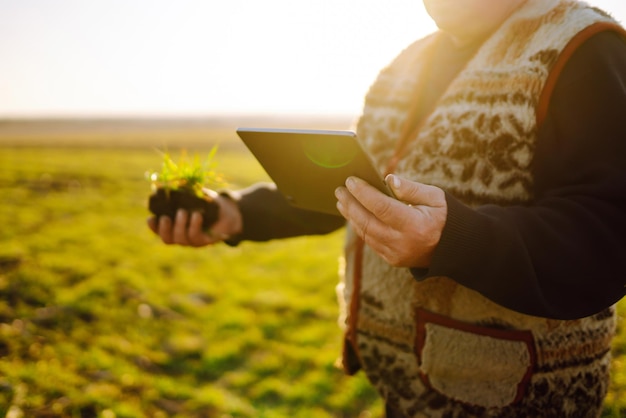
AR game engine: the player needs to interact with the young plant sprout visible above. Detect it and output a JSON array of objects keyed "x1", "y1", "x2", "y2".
[{"x1": 147, "y1": 147, "x2": 225, "y2": 230}]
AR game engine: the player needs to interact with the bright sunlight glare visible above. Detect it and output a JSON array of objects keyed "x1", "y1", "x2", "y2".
[{"x1": 0, "y1": 0, "x2": 624, "y2": 118}]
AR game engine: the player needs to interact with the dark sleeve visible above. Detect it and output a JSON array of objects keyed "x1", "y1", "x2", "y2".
[
  {"x1": 224, "y1": 182, "x2": 345, "y2": 245},
  {"x1": 412, "y1": 31, "x2": 626, "y2": 319}
]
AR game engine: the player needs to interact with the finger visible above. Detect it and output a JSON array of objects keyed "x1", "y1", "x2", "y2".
[
  {"x1": 336, "y1": 185, "x2": 395, "y2": 246},
  {"x1": 348, "y1": 212, "x2": 401, "y2": 261},
  {"x1": 172, "y1": 209, "x2": 190, "y2": 245},
  {"x1": 147, "y1": 216, "x2": 158, "y2": 234},
  {"x1": 188, "y1": 211, "x2": 214, "y2": 246},
  {"x1": 157, "y1": 215, "x2": 174, "y2": 244},
  {"x1": 204, "y1": 199, "x2": 231, "y2": 241},
  {"x1": 338, "y1": 181, "x2": 439, "y2": 266},
  {"x1": 335, "y1": 185, "x2": 368, "y2": 220},
  {"x1": 345, "y1": 176, "x2": 412, "y2": 227},
  {"x1": 335, "y1": 186, "x2": 349, "y2": 218},
  {"x1": 386, "y1": 174, "x2": 446, "y2": 208}
]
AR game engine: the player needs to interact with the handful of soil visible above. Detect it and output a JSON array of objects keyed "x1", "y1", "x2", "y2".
[
  {"x1": 148, "y1": 188, "x2": 219, "y2": 231},
  {"x1": 147, "y1": 148, "x2": 224, "y2": 231}
]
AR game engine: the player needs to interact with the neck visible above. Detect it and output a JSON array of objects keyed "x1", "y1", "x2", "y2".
[{"x1": 448, "y1": 0, "x2": 527, "y2": 47}]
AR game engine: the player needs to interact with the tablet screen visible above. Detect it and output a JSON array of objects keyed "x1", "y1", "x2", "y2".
[{"x1": 236, "y1": 127, "x2": 394, "y2": 215}]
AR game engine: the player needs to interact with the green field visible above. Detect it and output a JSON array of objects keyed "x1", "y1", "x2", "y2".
[{"x1": 0, "y1": 121, "x2": 625, "y2": 417}]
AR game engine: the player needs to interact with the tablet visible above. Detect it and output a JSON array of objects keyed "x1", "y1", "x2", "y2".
[{"x1": 236, "y1": 127, "x2": 395, "y2": 215}]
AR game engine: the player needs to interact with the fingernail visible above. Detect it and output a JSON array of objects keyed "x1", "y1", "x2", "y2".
[
  {"x1": 346, "y1": 176, "x2": 357, "y2": 190},
  {"x1": 387, "y1": 174, "x2": 400, "y2": 190}
]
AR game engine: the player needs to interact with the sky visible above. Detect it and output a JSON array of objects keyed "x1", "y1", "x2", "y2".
[{"x1": 1, "y1": 0, "x2": 625, "y2": 118}]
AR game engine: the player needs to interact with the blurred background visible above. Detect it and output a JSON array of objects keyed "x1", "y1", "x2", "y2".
[
  {"x1": 1, "y1": 0, "x2": 621, "y2": 120},
  {"x1": 1, "y1": 0, "x2": 437, "y2": 119}
]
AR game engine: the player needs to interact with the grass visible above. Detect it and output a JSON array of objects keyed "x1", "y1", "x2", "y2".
[
  {"x1": 0, "y1": 125, "x2": 625, "y2": 417},
  {"x1": 0, "y1": 135, "x2": 382, "y2": 418}
]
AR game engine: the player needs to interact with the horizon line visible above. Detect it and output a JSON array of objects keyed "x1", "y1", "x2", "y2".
[{"x1": 0, "y1": 110, "x2": 358, "y2": 121}]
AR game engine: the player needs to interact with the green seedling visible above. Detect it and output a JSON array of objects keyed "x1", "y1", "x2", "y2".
[
  {"x1": 148, "y1": 146, "x2": 225, "y2": 198},
  {"x1": 147, "y1": 147, "x2": 225, "y2": 229}
]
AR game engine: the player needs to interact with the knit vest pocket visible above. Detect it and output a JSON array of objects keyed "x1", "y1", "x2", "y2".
[{"x1": 415, "y1": 308, "x2": 536, "y2": 408}]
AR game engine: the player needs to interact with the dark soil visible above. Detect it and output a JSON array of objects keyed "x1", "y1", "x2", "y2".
[{"x1": 148, "y1": 188, "x2": 219, "y2": 230}]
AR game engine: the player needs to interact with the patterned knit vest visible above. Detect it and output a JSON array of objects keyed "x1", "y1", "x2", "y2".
[{"x1": 337, "y1": 1, "x2": 624, "y2": 416}]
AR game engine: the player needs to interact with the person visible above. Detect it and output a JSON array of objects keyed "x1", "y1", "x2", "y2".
[{"x1": 148, "y1": 0, "x2": 626, "y2": 416}]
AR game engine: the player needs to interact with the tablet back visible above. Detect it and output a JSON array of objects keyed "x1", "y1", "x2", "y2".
[{"x1": 236, "y1": 127, "x2": 392, "y2": 215}]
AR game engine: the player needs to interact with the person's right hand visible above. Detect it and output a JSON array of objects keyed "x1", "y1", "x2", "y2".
[{"x1": 147, "y1": 190, "x2": 243, "y2": 247}]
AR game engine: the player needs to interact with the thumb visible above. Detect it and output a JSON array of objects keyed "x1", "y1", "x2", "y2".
[{"x1": 386, "y1": 174, "x2": 445, "y2": 207}]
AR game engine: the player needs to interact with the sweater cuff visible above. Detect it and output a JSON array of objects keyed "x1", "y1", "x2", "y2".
[
  {"x1": 221, "y1": 183, "x2": 345, "y2": 246},
  {"x1": 410, "y1": 192, "x2": 484, "y2": 281}
]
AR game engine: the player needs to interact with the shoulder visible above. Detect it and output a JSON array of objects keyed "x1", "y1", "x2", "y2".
[
  {"x1": 552, "y1": 30, "x2": 626, "y2": 96},
  {"x1": 381, "y1": 32, "x2": 441, "y2": 73},
  {"x1": 536, "y1": 23, "x2": 626, "y2": 127},
  {"x1": 565, "y1": 30, "x2": 626, "y2": 75}
]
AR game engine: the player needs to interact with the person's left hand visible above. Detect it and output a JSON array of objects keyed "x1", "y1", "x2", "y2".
[{"x1": 335, "y1": 174, "x2": 447, "y2": 268}]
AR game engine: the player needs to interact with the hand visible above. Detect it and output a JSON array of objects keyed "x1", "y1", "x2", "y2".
[
  {"x1": 147, "y1": 190, "x2": 243, "y2": 247},
  {"x1": 335, "y1": 174, "x2": 447, "y2": 268}
]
